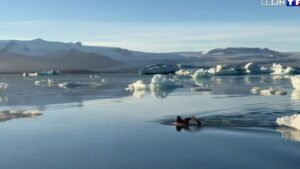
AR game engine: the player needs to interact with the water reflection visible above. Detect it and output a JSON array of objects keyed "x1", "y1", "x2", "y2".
[
  {"x1": 0, "y1": 109, "x2": 42, "y2": 122},
  {"x1": 0, "y1": 95, "x2": 8, "y2": 104},
  {"x1": 291, "y1": 90, "x2": 300, "y2": 101},
  {"x1": 130, "y1": 88, "x2": 176, "y2": 99},
  {"x1": 176, "y1": 125, "x2": 202, "y2": 132},
  {"x1": 277, "y1": 127, "x2": 300, "y2": 142}
]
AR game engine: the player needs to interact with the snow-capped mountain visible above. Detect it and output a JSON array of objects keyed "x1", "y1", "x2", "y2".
[{"x1": 0, "y1": 39, "x2": 296, "y2": 73}]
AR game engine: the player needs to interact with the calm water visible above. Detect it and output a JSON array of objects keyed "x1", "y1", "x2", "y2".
[{"x1": 0, "y1": 74, "x2": 300, "y2": 169}]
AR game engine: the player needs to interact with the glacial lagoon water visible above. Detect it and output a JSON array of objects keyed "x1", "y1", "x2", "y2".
[{"x1": 0, "y1": 74, "x2": 300, "y2": 169}]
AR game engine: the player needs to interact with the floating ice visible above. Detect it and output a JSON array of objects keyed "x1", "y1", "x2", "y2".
[
  {"x1": 271, "y1": 63, "x2": 296, "y2": 75},
  {"x1": 126, "y1": 80, "x2": 149, "y2": 91},
  {"x1": 140, "y1": 64, "x2": 179, "y2": 75},
  {"x1": 149, "y1": 74, "x2": 182, "y2": 90},
  {"x1": 0, "y1": 83, "x2": 8, "y2": 90},
  {"x1": 175, "y1": 69, "x2": 195, "y2": 78},
  {"x1": 291, "y1": 76, "x2": 300, "y2": 91},
  {"x1": 58, "y1": 81, "x2": 102, "y2": 89},
  {"x1": 0, "y1": 109, "x2": 42, "y2": 122},
  {"x1": 208, "y1": 64, "x2": 242, "y2": 76},
  {"x1": 257, "y1": 87, "x2": 287, "y2": 96},
  {"x1": 23, "y1": 70, "x2": 60, "y2": 77},
  {"x1": 277, "y1": 114, "x2": 300, "y2": 130},
  {"x1": 192, "y1": 69, "x2": 212, "y2": 79},
  {"x1": 244, "y1": 62, "x2": 261, "y2": 74}
]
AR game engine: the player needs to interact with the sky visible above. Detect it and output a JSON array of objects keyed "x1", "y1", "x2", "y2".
[{"x1": 0, "y1": 0, "x2": 300, "y2": 52}]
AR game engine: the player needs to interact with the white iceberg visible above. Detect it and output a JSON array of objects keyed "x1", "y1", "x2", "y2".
[
  {"x1": 271, "y1": 63, "x2": 296, "y2": 75},
  {"x1": 291, "y1": 76, "x2": 300, "y2": 91},
  {"x1": 259, "y1": 87, "x2": 287, "y2": 96},
  {"x1": 175, "y1": 69, "x2": 194, "y2": 78},
  {"x1": 244, "y1": 62, "x2": 261, "y2": 74},
  {"x1": 0, "y1": 83, "x2": 8, "y2": 90},
  {"x1": 192, "y1": 69, "x2": 212, "y2": 79},
  {"x1": 149, "y1": 74, "x2": 182, "y2": 90},
  {"x1": 208, "y1": 64, "x2": 241, "y2": 76},
  {"x1": 277, "y1": 114, "x2": 300, "y2": 130},
  {"x1": 126, "y1": 80, "x2": 149, "y2": 91}
]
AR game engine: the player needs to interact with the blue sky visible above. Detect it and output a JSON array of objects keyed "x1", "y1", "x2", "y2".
[{"x1": 0, "y1": 0, "x2": 300, "y2": 52}]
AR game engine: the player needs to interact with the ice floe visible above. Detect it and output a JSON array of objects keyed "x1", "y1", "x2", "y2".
[
  {"x1": 291, "y1": 76, "x2": 300, "y2": 91},
  {"x1": 190, "y1": 62, "x2": 298, "y2": 77},
  {"x1": 251, "y1": 87, "x2": 287, "y2": 96},
  {"x1": 276, "y1": 114, "x2": 300, "y2": 130},
  {"x1": 271, "y1": 63, "x2": 296, "y2": 75},
  {"x1": 175, "y1": 69, "x2": 195, "y2": 78},
  {"x1": 0, "y1": 109, "x2": 42, "y2": 122},
  {"x1": 149, "y1": 74, "x2": 182, "y2": 90},
  {"x1": 244, "y1": 62, "x2": 261, "y2": 74},
  {"x1": 192, "y1": 69, "x2": 212, "y2": 79},
  {"x1": 23, "y1": 70, "x2": 60, "y2": 77},
  {"x1": 140, "y1": 64, "x2": 180, "y2": 75},
  {"x1": 58, "y1": 81, "x2": 103, "y2": 89},
  {"x1": 126, "y1": 80, "x2": 149, "y2": 91}
]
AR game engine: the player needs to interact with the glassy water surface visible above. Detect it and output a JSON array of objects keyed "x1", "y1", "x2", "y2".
[{"x1": 0, "y1": 74, "x2": 300, "y2": 169}]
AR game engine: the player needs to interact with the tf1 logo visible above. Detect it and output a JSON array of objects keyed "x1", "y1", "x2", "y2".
[{"x1": 287, "y1": 0, "x2": 300, "y2": 6}]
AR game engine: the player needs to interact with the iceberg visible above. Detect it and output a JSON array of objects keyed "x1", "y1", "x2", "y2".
[
  {"x1": 175, "y1": 69, "x2": 195, "y2": 78},
  {"x1": 192, "y1": 69, "x2": 212, "y2": 79},
  {"x1": 23, "y1": 70, "x2": 60, "y2": 77},
  {"x1": 208, "y1": 64, "x2": 242, "y2": 76},
  {"x1": 149, "y1": 74, "x2": 183, "y2": 90},
  {"x1": 139, "y1": 64, "x2": 180, "y2": 75},
  {"x1": 271, "y1": 63, "x2": 296, "y2": 75},
  {"x1": 291, "y1": 76, "x2": 300, "y2": 91},
  {"x1": 277, "y1": 114, "x2": 300, "y2": 130},
  {"x1": 126, "y1": 80, "x2": 149, "y2": 91},
  {"x1": 244, "y1": 62, "x2": 261, "y2": 74},
  {"x1": 258, "y1": 87, "x2": 287, "y2": 96}
]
